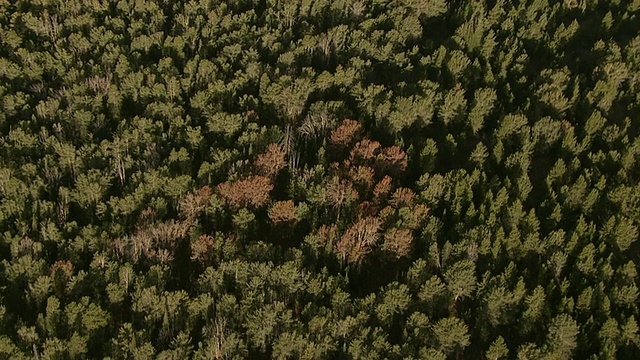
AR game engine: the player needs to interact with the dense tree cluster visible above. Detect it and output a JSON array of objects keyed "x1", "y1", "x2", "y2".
[{"x1": 1, "y1": 0, "x2": 639, "y2": 358}]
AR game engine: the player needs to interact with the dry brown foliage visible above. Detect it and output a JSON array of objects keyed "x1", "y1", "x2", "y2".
[
  {"x1": 382, "y1": 228, "x2": 413, "y2": 258},
  {"x1": 328, "y1": 161, "x2": 343, "y2": 177},
  {"x1": 179, "y1": 185, "x2": 213, "y2": 221},
  {"x1": 389, "y1": 187, "x2": 416, "y2": 208},
  {"x1": 217, "y1": 175, "x2": 274, "y2": 209},
  {"x1": 403, "y1": 204, "x2": 430, "y2": 230},
  {"x1": 350, "y1": 139, "x2": 381, "y2": 164},
  {"x1": 377, "y1": 146, "x2": 408, "y2": 173},
  {"x1": 255, "y1": 143, "x2": 287, "y2": 178},
  {"x1": 373, "y1": 175, "x2": 394, "y2": 202},
  {"x1": 318, "y1": 224, "x2": 340, "y2": 247},
  {"x1": 349, "y1": 165, "x2": 375, "y2": 191},
  {"x1": 378, "y1": 205, "x2": 396, "y2": 224},
  {"x1": 330, "y1": 119, "x2": 362, "y2": 147},
  {"x1": 190, "y1": 234, "x2": 215, "y2": 263},
  {"x1": 268, "y1": 200, "x2": 297, "y2": 223},
  {"x1": 326, "y1": 177, "x2": 359, "y2": 209},
  {"x1": 137, "y1": 208, "x2": 158, "y2": 228},
  {"x1": 357, "y1": 201, "x2": 378, "y2": 218},
  {"x1": 335, "y1": 217, "x2": 381, "y2": 264},
  {"x1": 245, "y1": 109, "x2": 258, "y2": 120},
  {"x1": 50, "y1": 260, "x2": 74, "y2": 279}
]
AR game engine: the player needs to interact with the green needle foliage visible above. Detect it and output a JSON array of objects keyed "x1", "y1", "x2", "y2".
[{"x1": 0, "y1": 0, "x2": 639, "y2": 358}]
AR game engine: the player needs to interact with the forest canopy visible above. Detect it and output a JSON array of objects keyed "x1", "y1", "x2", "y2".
[{"x1": 0, "y1": 0, "x2": 640, "y2": 359}]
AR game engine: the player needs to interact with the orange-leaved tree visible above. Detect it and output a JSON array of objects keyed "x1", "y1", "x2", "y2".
[
  {"x1": 255, "y1": 143, "x2": 287, "y2": 179},
  {"x1": 335, "y1": 217, "x2": 381, "y2": 265},
  {"x1": 217, "y1": 175, "x2": 274, "y2": 210},
  {"x1": 268, "y1": 200, "x2": 298, "y2": 224}
]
